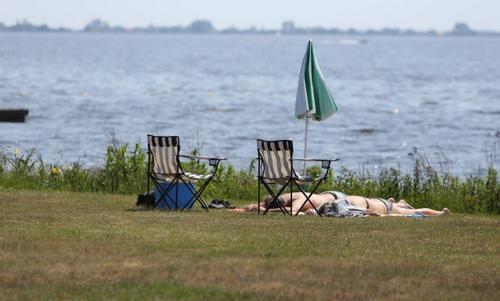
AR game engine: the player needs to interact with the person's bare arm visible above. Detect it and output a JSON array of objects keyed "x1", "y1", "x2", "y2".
[
  {"x1": 230, "y1": 204, "x2": 264, "y2": 213},
  {"x1": 365, "y1": 209, "x2": 382, "y2": 216}
]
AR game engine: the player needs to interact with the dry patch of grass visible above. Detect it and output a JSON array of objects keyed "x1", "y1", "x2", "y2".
[{"x1": 0, "y1": 189, "x2": 499, "y2": 300}]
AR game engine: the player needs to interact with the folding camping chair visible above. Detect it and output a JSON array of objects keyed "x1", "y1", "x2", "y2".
[
  {"x1": 147, "y1": 135, "x2": 225, "y2": 211},
  {"x1": 256, "y1": 139, "x2": 338, "y2": 216}
]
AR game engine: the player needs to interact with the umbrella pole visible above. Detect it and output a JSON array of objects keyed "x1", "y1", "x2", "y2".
[{"x1": 303, "y1": 116, "x2": 309, "y2": 175}]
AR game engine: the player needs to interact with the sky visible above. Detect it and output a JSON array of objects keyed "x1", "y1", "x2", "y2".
[{"x1": 2, "y1": 0, "x2": 500, "y2": 31}]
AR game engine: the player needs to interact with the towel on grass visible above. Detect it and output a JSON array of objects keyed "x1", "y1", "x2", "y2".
[{"x1": 323, "y1": 199, "x2": 367, "y2": 218}]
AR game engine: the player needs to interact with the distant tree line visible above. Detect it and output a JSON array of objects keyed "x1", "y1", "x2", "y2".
[
  {"x1": 0, "y1": 19, "x2": 69, "y2": 32},
  {"x1": 1, "y1": 19, "x2": 499, "y2": 36}
]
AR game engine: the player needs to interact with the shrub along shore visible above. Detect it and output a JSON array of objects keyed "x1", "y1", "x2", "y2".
[{"x1": 0, "y1": 143, "x2": 498, "y2": 214}]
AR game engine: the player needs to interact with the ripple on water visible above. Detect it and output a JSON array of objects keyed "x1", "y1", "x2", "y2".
[
  {"x1": 206, "y1": 106, "x2": 242, "y2": 113},
  {"x1": 477, "y1": 88, "x2": 500, "y2": 97},
  {"x1": 471, "y1": 109, "x2": 500, "y2": 115},
  {"x1": 421, "y1": 100, "x2": 439, "y2": 106},
  {"x1": 352, "y1": 128, "x2": 381, "y2": 135},
  {"x1": 49, "y1": 88, "x2": 69, "y2": 96}
]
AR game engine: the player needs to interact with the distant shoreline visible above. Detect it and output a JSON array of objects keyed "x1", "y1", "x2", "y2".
[
  {"x1": 1, "y1": 19, "x2": 499, "y2": 37},
  {"x1": 2, "y1": 31, "x2": 500, "y2": 38}
]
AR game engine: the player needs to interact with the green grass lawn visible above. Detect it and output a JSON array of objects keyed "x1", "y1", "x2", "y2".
[{"x1": 0, "y1": 189, "x2": 499, "y2": 300}]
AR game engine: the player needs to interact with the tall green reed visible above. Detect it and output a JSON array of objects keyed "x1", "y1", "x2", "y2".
[{"x1": 0, "y1": 143, "x2": 497, "y2": 214}]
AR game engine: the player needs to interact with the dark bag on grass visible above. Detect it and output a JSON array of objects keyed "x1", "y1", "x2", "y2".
[{"x1": 136, "y1": 193, "x2": 155, "y2": 209}]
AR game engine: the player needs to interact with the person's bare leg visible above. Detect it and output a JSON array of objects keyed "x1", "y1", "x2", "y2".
[
  {"x1": 414, "y1": 208, "x2": 450, "y2": 216},
  {"x1": 392, "y1": 206, "x2": 450, "y2": 216}
]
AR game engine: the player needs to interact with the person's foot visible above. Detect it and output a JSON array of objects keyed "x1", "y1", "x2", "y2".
[{"x1": 442, "y1": 208, "x2": 451, "y2": 215}]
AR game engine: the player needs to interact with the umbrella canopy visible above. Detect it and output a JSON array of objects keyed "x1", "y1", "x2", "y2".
[
  {"x1": 295, "y1": 40, "x2": 338, "y2": 121},
  {"x1": 295, "y1": 40, "x2": 338, "y2": 173}
]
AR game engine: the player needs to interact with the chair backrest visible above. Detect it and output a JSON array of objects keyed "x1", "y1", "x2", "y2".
[
  {"x1": 257, "y1": 139, "x2": 294, "y2": 179},
  {"x1": 147, "y1": 135, "x2": 181, "y2": 175}
]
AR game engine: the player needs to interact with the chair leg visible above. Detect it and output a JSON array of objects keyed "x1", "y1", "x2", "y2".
[
  {"x1": 156, "y1": 184, "x2": 176, "y2": 209},
  {"x1": 164, "y1": 177, "x2": 179, "y2": 209},
  {"x1": 258, "y1": 178, "x2": 261, "y2": 215},
  {"x1": 150, "y1": 175, "x2": 177, "y2": 210},
  {"x1": 192, "y1": 180, "x2": 211, "y2": 211},
  {"x1": 261, "y1": 180, "x2": 290, "y2": 215},
  {"x1": 152, "y1": 175, "x2": 180, "y2": 210},
  {"x1": 180, "y1": 177, "x2": 211, "y2": 212},
  {"x1": 147, "y1": 152, "x2": 151, "y2": 195},
  {"x1": 175, "y1": 178, "x2": 179, "y2": 210},
  {"x1": 179, "y1": 180, "x2": 199, "y2": 211},
  {"x1": 182, "y1": 194, "x2": 207, "y2": 211},
  {"x1": 257, "y1": 160, "x2": 261, "y2": 215},
  {"x1": 293, "y1": 179, "x2": 324, "y2": 216}
]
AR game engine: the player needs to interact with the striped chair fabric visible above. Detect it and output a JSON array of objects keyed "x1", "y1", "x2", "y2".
[
  {"x1": 257, "y1": 140, "x2": 294, "y2": 180},
  {"x1": 183, "y1": 172, "x2": 212, "y2": 181},
  {"x1": 148, "y1": 135, "x2": 212, "y2": 181},
  {"x1": 148, "y1": 135, "x2": 180, "y2": 176}
]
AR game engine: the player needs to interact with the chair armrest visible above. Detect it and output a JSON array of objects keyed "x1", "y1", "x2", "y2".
[
  {"x1": 179, "y1": 154, "x2": 226, "y2": 161},
  {"x1": 291, "y1": 158, "x2": 339, "y2": 169},
  {"x1": 179, "y1": 155, "x2": 226, "y2": 167},
  {"x1": 291, "y1": 158, "x2": 339, "y2": 162}
]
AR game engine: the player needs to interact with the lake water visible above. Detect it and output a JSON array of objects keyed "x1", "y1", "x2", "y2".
[{"x1": 0, "y1": 33, "x2": 499, "y2": 174}]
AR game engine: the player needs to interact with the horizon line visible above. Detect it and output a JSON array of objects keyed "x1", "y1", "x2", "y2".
[{"x1": 2, "y1": 18, "x2": 500, "y2": 33}]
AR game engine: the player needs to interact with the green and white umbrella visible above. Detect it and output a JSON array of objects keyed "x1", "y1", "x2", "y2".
[{"x1": 295, "y1": 40, "x2": 338, "y2": 172}]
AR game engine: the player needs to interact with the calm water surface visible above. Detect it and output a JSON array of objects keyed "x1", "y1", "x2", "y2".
[{"x1": 0, "y1": 33, "x2": 499, "y2": 173}]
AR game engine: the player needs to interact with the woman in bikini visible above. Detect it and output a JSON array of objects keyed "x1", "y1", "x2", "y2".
[
  {"x1": 314, "y1": 191, "x2": 450, "y2": 216},
  {"x1": 231, "y1": 191, "x2": 450, "y2": 216}
]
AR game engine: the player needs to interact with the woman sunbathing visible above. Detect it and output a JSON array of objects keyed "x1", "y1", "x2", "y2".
[
  {"x1": 231, "y1": 191, "x2": 450, "y2": 216},
  {"x1": 320, "y1": 191, "x2": 450, "y2": 216}
]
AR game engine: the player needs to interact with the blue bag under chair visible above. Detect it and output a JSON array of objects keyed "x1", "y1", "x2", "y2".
[{"x1": 154, "y1": 182, "x2": 195, "y2": 209}]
